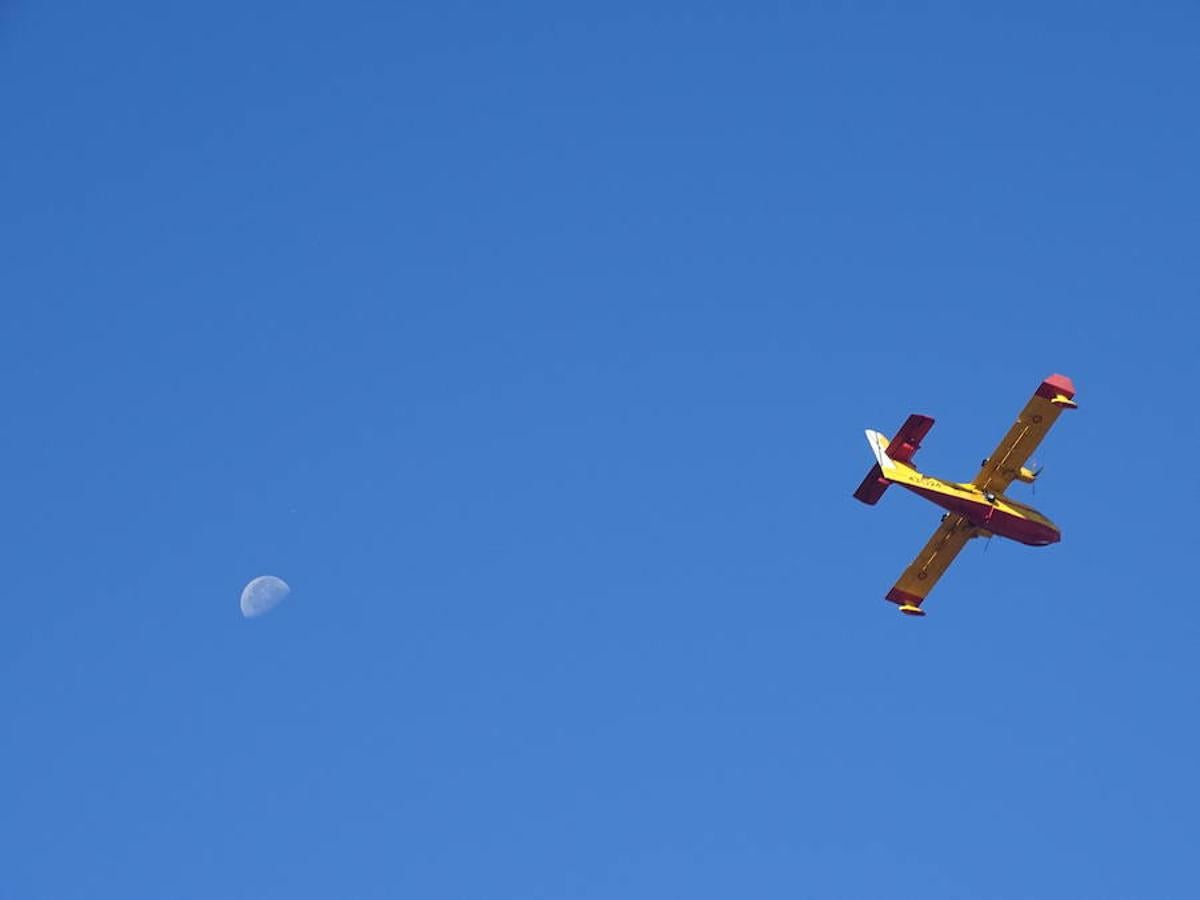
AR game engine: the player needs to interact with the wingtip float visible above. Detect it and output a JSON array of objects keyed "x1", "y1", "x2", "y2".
[{"x1": 854, "y1": 374, "x2": 1076, "y2": 617}]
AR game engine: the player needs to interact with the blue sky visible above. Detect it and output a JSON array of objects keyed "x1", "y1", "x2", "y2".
[{"x1": 2, "y1": 2, "x2": 1198, "y2": 897}]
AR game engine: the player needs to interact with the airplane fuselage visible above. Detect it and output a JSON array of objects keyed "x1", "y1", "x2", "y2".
[{"x1": 899, "y1": 473, "x2": 1060, "y2": 546}]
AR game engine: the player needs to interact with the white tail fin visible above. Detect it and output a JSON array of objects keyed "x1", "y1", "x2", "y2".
[{"x1": 864, "y1": 429, "x2": 895, "y2": 471}]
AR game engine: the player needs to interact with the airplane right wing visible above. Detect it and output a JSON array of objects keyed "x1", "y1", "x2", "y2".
[
  {"x1": 972, "y1": 374, "x2": 1077, "y2": 495},
  {"x1": 885, "y1": 514, "x2": 981, "y2": 616}
]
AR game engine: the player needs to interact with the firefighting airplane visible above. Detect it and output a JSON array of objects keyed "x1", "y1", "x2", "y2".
[{"x1": 854, "y1": 374, "x2": 1077, "y2": 616}]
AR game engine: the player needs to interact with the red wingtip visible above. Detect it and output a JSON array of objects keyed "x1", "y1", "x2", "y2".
[
  {"x1": 1036, "y1": 373, "x2": 1076, "y2": 400},
  {"x1": 885, "y1": 587, "x2": 923, "y2": 608}
]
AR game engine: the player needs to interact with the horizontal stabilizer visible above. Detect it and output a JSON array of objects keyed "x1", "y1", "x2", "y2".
[
  {"x1": 853, "y1": 463, "x2": 889, "y2": 505},
  {"x1": 852, "y1": 416, "x2": 934, "y2": 505},
  {"x1": 886, "y1": 414, "x2": 935, "y2": 464}
]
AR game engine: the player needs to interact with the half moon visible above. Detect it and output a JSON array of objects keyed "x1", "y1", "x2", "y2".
[{"x1": 240, "y1": 575, "x2": 291, "y2": 618}]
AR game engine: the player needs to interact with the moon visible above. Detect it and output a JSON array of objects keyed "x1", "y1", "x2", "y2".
[{"x1": 240, "y1": 575, "x2": 290, "y2": 618}]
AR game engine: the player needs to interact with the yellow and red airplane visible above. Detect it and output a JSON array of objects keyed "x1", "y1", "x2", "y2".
[{"x1": 854, "y1": 374, "x2": 1077, "y2": 616}]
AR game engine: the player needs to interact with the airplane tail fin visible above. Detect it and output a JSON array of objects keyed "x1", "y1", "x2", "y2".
[
  {"x1": 853, "y1": 431, "x2": 897, "y2": 505},
  {"x1": 852, "y1": 415, "x2": 934, "y2": 505}
]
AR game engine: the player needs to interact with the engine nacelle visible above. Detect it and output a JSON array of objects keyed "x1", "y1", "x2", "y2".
[{"x1": 1016, "y1": 465, "x2": 1039, "y2": 484}]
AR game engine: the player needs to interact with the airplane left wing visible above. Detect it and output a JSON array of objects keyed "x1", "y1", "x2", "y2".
[
  {"x1": 885, "y1": 514, "x2": 980, "y2": 615},
  {"x1": 973, "y1": 374, "x2": 1077, "y2": 495}
]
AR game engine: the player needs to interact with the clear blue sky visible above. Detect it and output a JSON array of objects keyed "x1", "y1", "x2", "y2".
[{"x1": 3, "y1": 3, "x2": 1198, "y2": 897}]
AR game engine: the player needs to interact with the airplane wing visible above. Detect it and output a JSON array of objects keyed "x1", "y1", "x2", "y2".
[
  {"x1": 972, "y1": 374, "x2": 1077, "y2": 495},
  {"x1": 885, "y1": 514, "x2": 980, "y2": 615}
]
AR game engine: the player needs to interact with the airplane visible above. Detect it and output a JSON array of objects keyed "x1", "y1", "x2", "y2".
[{"x1": 853, "y1": 374, "x2": 1077, "y2": 616}]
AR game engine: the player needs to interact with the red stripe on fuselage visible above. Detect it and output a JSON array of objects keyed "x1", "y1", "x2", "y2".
[{"x1": 903, "y1": 485, "x2": 1060, "y2": 546}]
